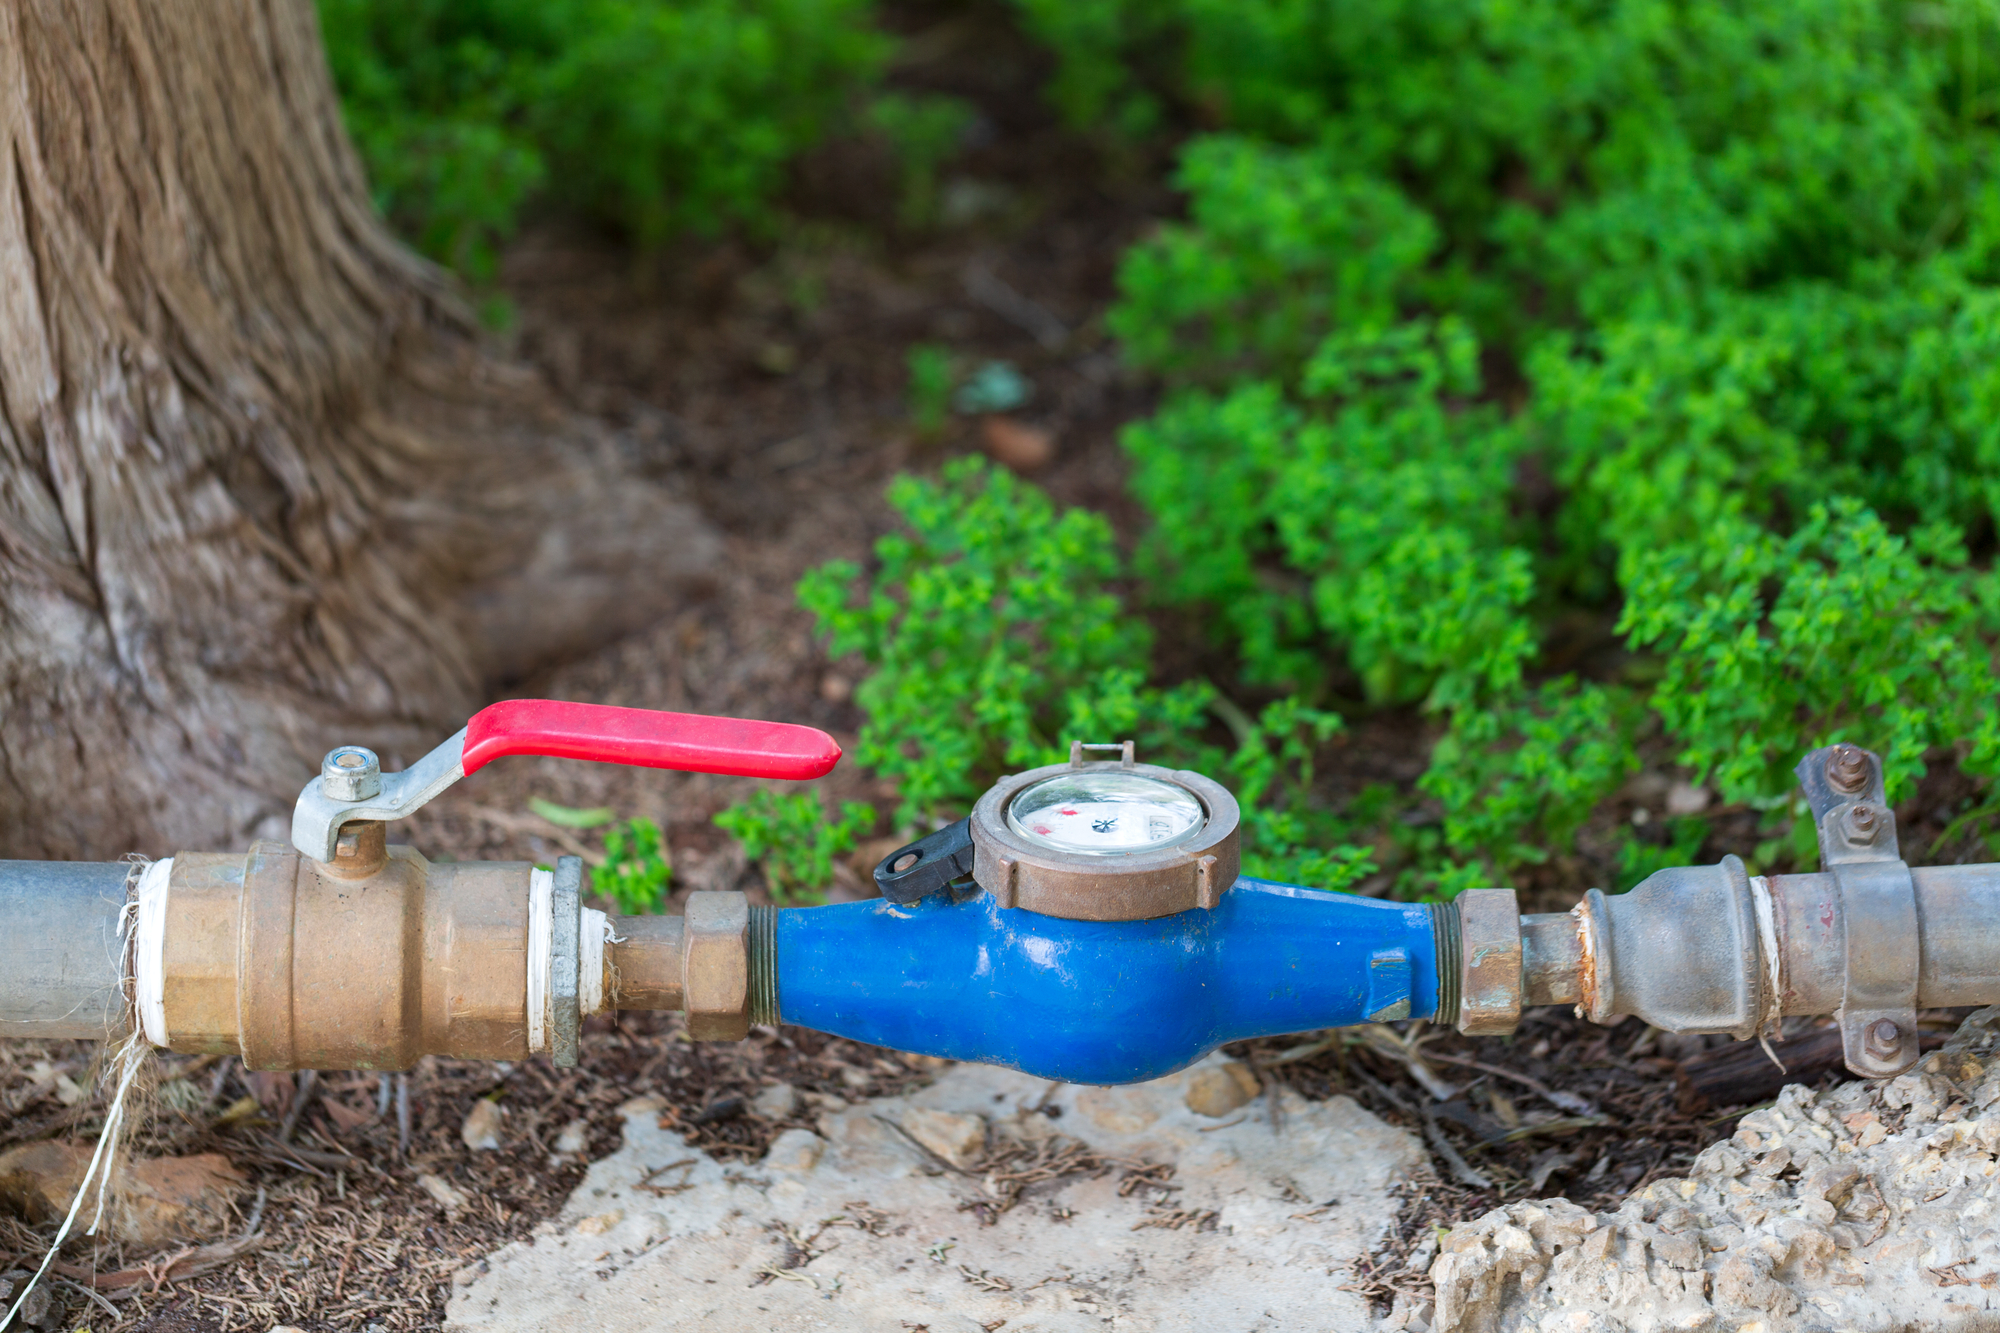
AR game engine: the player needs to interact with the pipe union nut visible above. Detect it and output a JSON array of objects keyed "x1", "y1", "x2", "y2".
[
  {"x1": 1457, "y1": 888, "x2": 1524, "y2": 1036},
  {"x1": 682, "y1": 891, "x2": 751, "y2": 1041}
]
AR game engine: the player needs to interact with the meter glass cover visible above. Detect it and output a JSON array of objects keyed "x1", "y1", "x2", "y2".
[{"x1": 1005, "y1": 772, "x2": 1205, "y2": 856}]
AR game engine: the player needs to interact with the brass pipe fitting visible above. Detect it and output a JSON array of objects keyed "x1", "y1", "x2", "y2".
[{"x1": 152, "y1": 840, "x2": 762, "y2": 1070}]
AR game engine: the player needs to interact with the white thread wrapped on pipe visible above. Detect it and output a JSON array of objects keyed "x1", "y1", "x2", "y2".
[
  {"x1": 131, "y1": 858, "x2": 173, "y2": 1048},
  {"x1": 526, "y1": 867, "x2": 553, "y2": 1052}
]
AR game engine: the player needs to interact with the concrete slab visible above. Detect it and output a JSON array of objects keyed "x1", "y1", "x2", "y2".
[{"x1": 449, "y1": 1054, "x2": 1422, "y2": 1332}]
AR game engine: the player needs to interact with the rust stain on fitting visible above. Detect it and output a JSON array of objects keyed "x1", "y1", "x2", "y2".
[{"x1": 1572, "y1": 899, "x2": 1600, "y2": 1021}]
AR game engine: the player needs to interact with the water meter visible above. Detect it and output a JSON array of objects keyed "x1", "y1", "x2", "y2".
[{"x1": 872, "y1": 742, "x2": 1240, "y2": 921}]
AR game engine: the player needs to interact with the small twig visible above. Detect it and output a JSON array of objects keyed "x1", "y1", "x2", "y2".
[
  {"x1": 278, "y1": 1069, "x2": 318, "y2": 1143},
  {"x1": 56, "y1": 1278, "x2": 120, "y2": 1319},
  {"x1": 1417, "y1": 1052, "x2": 1597, "y2": 1116},
  {"x1": 395, "y1": 1072, "x2": 412, "y2": 1157}
]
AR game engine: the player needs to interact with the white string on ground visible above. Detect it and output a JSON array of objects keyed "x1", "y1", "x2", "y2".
[
  {"x1": 580, "y1": 907, "x2": 610, "y2": 1016},
  {"x1": 526, "y1": 868, "x2": 553, "y2": 1053},
  {"x1": 131, "y1": 858, "x2": 173, "y2": 1048},
  {"x1": 0, "y1": 1031, "x2": 146, "y2": 1332}
]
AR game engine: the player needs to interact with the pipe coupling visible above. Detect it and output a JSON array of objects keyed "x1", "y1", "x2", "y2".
[
  {"x1": 680, "y1": 892, "x2": 777, "y2": 1040},
  {"x1": 1456, "y1": 889, "x2": 1523, "y2": 1035}
]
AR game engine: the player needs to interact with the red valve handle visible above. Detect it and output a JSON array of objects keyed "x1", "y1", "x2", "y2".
[{"x1": 461, "y1": 700, "x2": 841, "y2": 781}]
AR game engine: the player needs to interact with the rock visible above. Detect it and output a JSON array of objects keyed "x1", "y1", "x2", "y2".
[
  {"x1": 1433, "y1": 1010, "x2": 2000, "y2": 1332},
  {"x1": 751, "y1": 1082, "x2": 799, "y2": 1120},
  {"x1": 0, "y1": 1268, "x2": 58, "y2": 1328},
  {"x1": 448, "y1": 1051, "x2": 1421, "y2": 1332},
  {"x1": 979, "y1": 414, "x2": 1055, "y2": 472},
  {"x1": 552, "y1": 1119, "x2": 588, "y2": 1156},
  {"x1": 1183, "y1": 1061, "x2": 1260, "y2": 1117},
  {"x1": 418, "y1": 1173, "x2": 470, "y2": 1212},
  {"x1": 0, "y1": 1140, "x2": 242, "y2": 1245},
  {"x1": 899, "y1": 1106, "x2": 986, "y2": 1167},
  {"x1": 461, "y1": 1099, "x2": 504, "y2": 1151}
]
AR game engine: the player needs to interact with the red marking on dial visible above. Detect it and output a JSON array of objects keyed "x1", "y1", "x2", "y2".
[
  {"x1": 1033, "y1": 825, "x2": 1053, "y2": 836},
  {"x1": 1059, "y1": 808, "x2": 1079, "y2": 816}
]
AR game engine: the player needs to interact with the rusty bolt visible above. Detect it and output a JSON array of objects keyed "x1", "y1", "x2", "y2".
[
  {"x1": 1841, "y1": 803, "x2": 1881, "y2": 845},
  {"x1": 1827, "y1": 745, "x2": 1870, "y2": 795},
  {"x1": 682, "y1": 891, "x2": 751, "y2": 1042},
  {"x1": 1864, "y1": 1017, "x2": 1903, "y2": 1061}
]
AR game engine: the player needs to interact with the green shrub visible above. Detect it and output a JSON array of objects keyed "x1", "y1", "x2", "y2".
[
  {"x1": 797, "y1": 457, "x2": 1172, "y2": 825},
  {"x1": 593, "y1": 817, "x2": 672, "y2": 913},
  {"x1": 1073, "y1": 0, "x2": 2000, "y2": 885},
  {"x1": 1620, "y1": 500, "x2": 2000, "y2": 806},
  {"x1": 713, "y1": 790, "x2": 877, "y2": 904},
  {"x1": 319, "y1": 0, "x2": 890, "y2": 275},
  {"x1": 1122, "y1": 321, "x2": 1531, "y2": 706}
]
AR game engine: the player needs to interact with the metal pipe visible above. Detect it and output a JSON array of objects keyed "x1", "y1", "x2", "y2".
[{"x1": 0, "y1": 860, "x2": 131, "y2": 1040}]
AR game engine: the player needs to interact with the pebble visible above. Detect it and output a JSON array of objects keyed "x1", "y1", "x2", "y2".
[
  {"x1": 1183, "y1": 1061, "x2": 1259, "y2": 1117},
  {"x1": 752, "y1": 1082, "x2": 799, "y2": 1119},
  {"x1": 461, "y1": 1099, "x2": 504, "y2": 1151}
]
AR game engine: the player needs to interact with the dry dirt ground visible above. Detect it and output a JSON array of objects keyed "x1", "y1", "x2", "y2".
[{"x1": 1, "y1": 16, "x2": 1985, "y2": 1329}]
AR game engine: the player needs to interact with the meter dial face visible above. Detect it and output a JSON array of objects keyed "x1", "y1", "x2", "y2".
[{"x1": 1004, "y1": 772, "x2": 1206, "y2": 856}]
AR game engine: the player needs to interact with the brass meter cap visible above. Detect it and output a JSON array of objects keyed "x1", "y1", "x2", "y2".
[{"x1": 967, "y1": 741, "x2": 1240, "y2": 921}]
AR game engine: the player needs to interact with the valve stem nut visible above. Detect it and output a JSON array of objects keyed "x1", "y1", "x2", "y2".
[
  {"x1": 1865, "y1": 1017, "x2": 1903, "y2": 1061},
  {"x1": 321, "y1": 746, "x2": 383, "y2": 803},
  {"x1": 1457, "y1": 888, "x2": 1524, "y2": 1037},
  {"x1": 682, "y1": 891, "x2": 751, "y2": 1041}
]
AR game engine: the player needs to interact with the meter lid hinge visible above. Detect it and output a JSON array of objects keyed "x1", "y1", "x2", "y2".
[{"x1": 1070, "y1": 740, "x2": 1136, "y2": 769}]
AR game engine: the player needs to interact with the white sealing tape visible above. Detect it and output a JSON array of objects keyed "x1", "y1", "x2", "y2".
[
  {"x1": 580, "y1": 907, "x2": 609, "y2": 1016},
  {"x1": 1750, "y1": 874, "x2": 1782, "y2": 1034},
  {"x1": 132, "y1": 858, "x2": 173, "y2": 1048},
  {"x1": 527, "y1": 868, "x2": 553, "y2": 1053}
]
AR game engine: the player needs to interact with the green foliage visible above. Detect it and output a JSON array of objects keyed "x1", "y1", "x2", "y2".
[
  {"x1": 1110, "y1": 137, "x2": 1434, "y2": 380},
  {"x1": 318, "y1": 0, "x2": 889, "y2": 275},
  {"x1": 1051, "y1": 0, "x2": 2000, "y2": 884},
  {"x1": 798, "y1": 457, "x2": 1171, "y2": 824},
  {"x1": 1420, "y1": 680, "x2": 1641, "y2": 870},
  {"x1": 593, "y1": 817, "x2": 672, "y2": 914},
  {"x1": 1123, "y1": 321, "x2": 1531, "y2": 706},
  {"x1": 713, "y1": 790, "x2": 877, "y2": 904},
  {"x1": 1619, "y1": 500, "x2": 2000, "y2": 805}
]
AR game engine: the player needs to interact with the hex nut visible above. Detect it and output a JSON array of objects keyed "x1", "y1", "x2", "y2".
[
  {"x1": 682, "y1": 891, "x2": 750, "y2": 1041},
  {"x1": 321, "y1": 746, "x2": 382, "y2": 802},
  {"x1": 1457, "y1": 888, "x2": 1524, "y2": 1037},
  {"x1": 1840, "y1": 803, "x2": 1883, "y2": 847},
  {"x1": 1865, "y1": 1017, "x2": 1903, "y2": 1061}
]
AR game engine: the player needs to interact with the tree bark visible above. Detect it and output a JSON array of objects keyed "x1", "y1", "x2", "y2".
[{"x1": 0, "y1": 0, "x2": 716, "y2": 859}]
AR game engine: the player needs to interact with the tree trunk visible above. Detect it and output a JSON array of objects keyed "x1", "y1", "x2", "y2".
[{"x1": 0, "y1": 0, "x2": 716, "y2": 859}]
